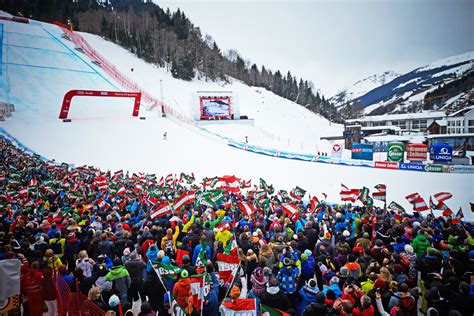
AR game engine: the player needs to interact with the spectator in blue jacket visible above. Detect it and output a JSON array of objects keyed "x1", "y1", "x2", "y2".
[
  {"x1": 297, "y1": 279, "x2": 320, "y2": 316},
  {"x1": 300, "y1": 249, "x2": 315, "y2": 283}
]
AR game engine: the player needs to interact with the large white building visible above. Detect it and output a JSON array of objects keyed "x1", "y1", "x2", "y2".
[
  {"x1": 346, "y1": 111, "x2": 446, "y2": 132},
  {"x1": 446, "y1": 106, "x2": 474, "y2": 134}
]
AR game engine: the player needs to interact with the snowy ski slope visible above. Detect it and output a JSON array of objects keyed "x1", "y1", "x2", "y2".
[{"x1": 0, "y1": 17, "x2": 472, "y2": 220}]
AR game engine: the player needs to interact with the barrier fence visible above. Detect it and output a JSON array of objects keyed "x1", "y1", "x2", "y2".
[
  {"x1": 228, "y1": 140, "x2": 474, "y2": 174},
  {"x1": 53, "y1": 22, "x2": 194, "y2": 125},
  {"x1": 18, "y1": 268, "x2": 106, "y2": 316}
]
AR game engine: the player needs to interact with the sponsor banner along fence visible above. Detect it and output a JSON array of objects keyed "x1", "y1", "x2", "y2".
[
  {"x1": 227, "y1": 140, "x2": 474, "y2": 174},
  {"x1": 406, "y1": 143, "x2": 428, "y2": 161},
  {"x1": 399, "y1": 162, "x2": 425, "y2": 172}
]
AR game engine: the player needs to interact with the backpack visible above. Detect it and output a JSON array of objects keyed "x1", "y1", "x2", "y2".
[
  {"x1": 400, "y1": 255, "x2": 410, "y2": 267},
  {"x1": 50, "y1": 239, "x2": 62, "y2": 255},
  {"x1": 397, "y1": 296, "x2": 416, "y2": 316}
]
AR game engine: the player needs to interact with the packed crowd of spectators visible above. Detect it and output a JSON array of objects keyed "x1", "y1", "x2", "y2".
[{"x1": 0, "y1": 138, "x2": 473, "y2": 316}]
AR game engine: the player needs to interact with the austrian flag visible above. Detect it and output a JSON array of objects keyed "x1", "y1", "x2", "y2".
[
  {"x1": 97, "y1": 198, "x2": 109, "y2": 210},
  {"x1": 281, "y1": 203, "x2": 299, "y2": 217},
  {"x1": 215, "y1": 222, "x2": 231, "y2": 232},
  {"x1": 433, "y1": 192, "x2": 453, "y2": 203},
  {"x1": 150, "y1": 202, "x2": 173, "y2": 219},
  {"x1": 237, "y1": 201, "x2": 256, "y2": 217},
  {"x1": 173, "y1": 192, "x2": 195, "y2": 210}
]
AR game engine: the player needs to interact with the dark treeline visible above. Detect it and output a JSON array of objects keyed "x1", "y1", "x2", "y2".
[
  {"x1": 1, "y1": 0, "x2": 340, "y2": 121},
  {"x1": 423, "y1": 71, "x2": 474, "y2": 113}
]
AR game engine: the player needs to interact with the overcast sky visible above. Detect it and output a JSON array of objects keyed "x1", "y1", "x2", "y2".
[{"x1": 155, "y1": 0, "x2": 474, "y2": 96}]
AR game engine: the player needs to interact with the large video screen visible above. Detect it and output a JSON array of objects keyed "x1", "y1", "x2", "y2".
[{"x1": 200, "y1": 97, "x2": 231, "y2": 119}]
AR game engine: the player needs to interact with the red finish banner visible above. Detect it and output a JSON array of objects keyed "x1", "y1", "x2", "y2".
[
  {"x1": 375, "y1": 161, "x2": 399, "y2": 170},
  {"x1": 59, "y1": 89, "x2": 141, "y2": 119},
  {"x1": 406, "y1": 144, "x2": 428, "y2": 161}
]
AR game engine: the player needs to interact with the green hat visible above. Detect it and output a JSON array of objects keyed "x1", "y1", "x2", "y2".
[{"x1": 180, "y1": 269, "x2": 189, "y2": 279}]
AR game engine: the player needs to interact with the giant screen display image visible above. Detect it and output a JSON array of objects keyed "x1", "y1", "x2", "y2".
[{"x1": 200, "y1": 97, "x2": 231, "y2": 119}]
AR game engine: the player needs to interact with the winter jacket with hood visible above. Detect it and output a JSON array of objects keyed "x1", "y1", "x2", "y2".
[
  {"x1": 323, "y1": 283, "x2": 342, "y2": 298},
  {"x1": 105, "y1": 265, "x2": 131, "y2": 294},
  {"x1": 260, "y1": 286, "x2": 291, "y2": 312},
  {"x1": 277, "y1": 265, "x2": 300, "y2": 294},
  {"x1": 250, "y1": 268, "x2": 269, "y2": 297},
  {"x1": 125, "y1": 258, "x2": 147, "y2": 284},
  {"x1": 412, "y1": 233, "x2": 430, "y2": 257},
  {"x1": 172, "y1": 278, "x2": 191, "y2": 311},
  {"x1": 297, "y1": 284, "x2": 320, "y2": 315},
  {"x1": 301, "y1": 256, "x2": 316, "y2": 280}
]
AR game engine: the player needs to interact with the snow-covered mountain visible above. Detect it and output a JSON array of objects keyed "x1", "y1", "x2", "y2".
[
  {"x1": 333, "y1": 52, "x2": 474, "y2": 116},
  {"x1": 330, "y1": 71, "x2": 399, "y2": 108}
]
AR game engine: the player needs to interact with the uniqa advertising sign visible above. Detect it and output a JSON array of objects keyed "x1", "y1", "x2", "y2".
[
  {"x1": 387, "y1": 142, "x2": 405, "y2": 162},
  {"x1": 429, "y1": 144, "x2": 452, "y2": 162}
]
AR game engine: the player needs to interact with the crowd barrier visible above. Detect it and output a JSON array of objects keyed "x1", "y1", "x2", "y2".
[
  {"x1": 228, "y1": 140, "x2": 474, "y2": 174},
  {"x1": 52, "y1": 23, "x2": 195, "y2": 125},
  {"x1": 14, "y1": 268, "x2": 105, "y2": 316}
]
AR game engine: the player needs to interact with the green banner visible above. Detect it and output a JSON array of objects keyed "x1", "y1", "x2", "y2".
[
  {"x1": 387, "y1": 142, "x2": 405, "y2": 162},
  {"x1": 425, "y1": 164, "x2": 443, "y2": 173}
]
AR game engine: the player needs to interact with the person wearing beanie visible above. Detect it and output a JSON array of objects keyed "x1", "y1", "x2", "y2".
[
  {"x1": 250, "y1": 266, "x2": 269, "y2": 298},
  {"x1": 172, "y1": 270, "x2": 192, "y2": 314},
  {"x1": 106, "y1": 258, "x2": 131, "y2": 304},
  {"x1": 323, "y1": 276, "x2": 342, "y2": 298},
  {"x1": 260, "y1": 278, "x2": 291, "y2": 313},
  {"x1": 297, "y1": 278, "x2": 321, "y2": 315},
  {"x1": 400, "y1": 244, "x2": 417, "y2": 280},
  {"x1": 301, "y1": 249, "x2": 316, "y2": 284}
]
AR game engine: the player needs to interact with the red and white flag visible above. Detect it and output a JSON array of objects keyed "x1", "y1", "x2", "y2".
[
  {"x1": 190, "y1": 275, "x2": 207, "y2": 312},
  {"x1": 222, "y1": 199, "x2": 232, "y2": 209},
  {"x1": 437, "y1": 200, "x2": 453, "y2": 216},
  {"x1": 237, "y1": 201, "x2": 256, "y2": 217},
  {"x1": 433, "y1": 192, "x2": 452, "y2": 203},
  {"x1": 173, "y1": 192, "x2": 195, "y2": 210},
  {"x1": 28, "y1": 177, "x2": 38, "y2": 186},
  {"x1": 216, "y1": 253, "x2": 240, "y2": 288},
  {"x1": 158, "y1": 176, "x2": 165, "y2": 187},
  {"x1": 219, "y1": 299, "x2": 257, "y2": 316},
  {"x1": 19, "y1": 187, "x2": 28, "y2": 196},
  {"x1": 147, "y1": 196, "x2": 160, "y2": 206},
  {"x1": 372, "y1": 191, "x2": 386, "y2": 202},
  {"x1": 117, "y1": 186, "x2": 126, "y2": 196},
  {"x1": 215, "y1": 222, "x2": 231, "y2": 232},
  {"x1": 217, "y1": 175, "x2": 241, "y2": 193},
  {"x1": 405, "y1": 193, "x2": 421, "y2": 204},
  {"x1": 240, "y1": 179, "x2": 252, "y2": 189},
  {"x1": 309, "y1": 195, "x2": 319, "y2": 212},
  {"x1": 165, "y1": 174, "x2": 174, "y2": 185},
  {"x1": 113, "y1": 170, "x2": 123, "y2": 179},
  {"x1": 412, "y1": 197, "x2": 429, "y2": 212},
  {"x1": 97, "y1": 198, "x2": 109, "y2": 210},
  {"x1": 340, "y1": 184, "x2": 359, "y2": 202},
  {"x1": 281, "y1": 203, "x2": 299, "y2": 217},
  {"x1": 150, "y1": 202, "x2": 173, "y2": 219}
]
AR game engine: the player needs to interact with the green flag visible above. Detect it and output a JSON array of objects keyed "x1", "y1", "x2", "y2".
[
  {"x1": 290, "y1": 186, "x2": 306, "y2": 200},
  {"x1": 152, "y1": 261, "x2": 181, "y2": 288},
  {"x1": 279, "y1": 190, "x2": 289, "y2": 200},
  {"x1": 388, "y1": 201, "x2": 406, "y2": 213},
  {"x1": 261, "y1": 304, "x2": 290, "y2": 316}
]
